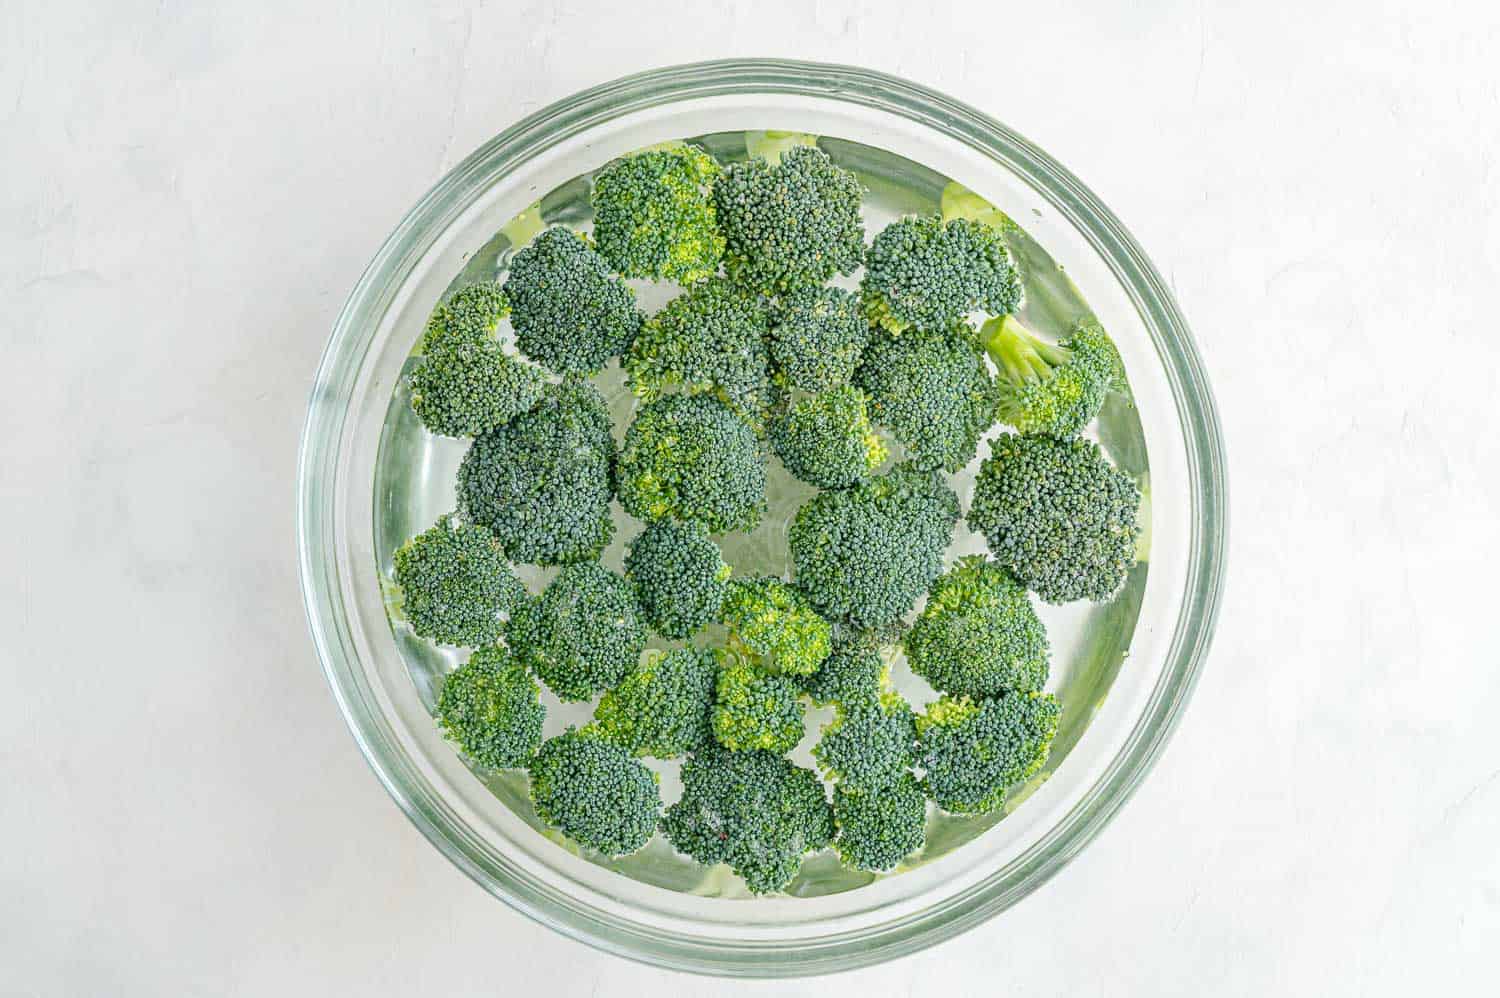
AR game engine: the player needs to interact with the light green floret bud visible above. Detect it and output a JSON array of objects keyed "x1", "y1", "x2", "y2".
[
  {"x1": 594, "y1": 646, "x2": 718, "y2": 758},
  {"x1": 833, "y1": 773, "x2": 928, "y2": 873},
  {"x1": 720, "y1": 576, "x2": 832, "y2": 677},
  {"x1": 528, "y1": 728, "x2": 662, "y2": 857},
  {"x1": 591, "y1": 144, "x2": 725, "y2": 284},
  {"x1": 980, "y1": 314, "x2": 1127, "y2": 438},
  {"x1": 711, "y1": 645, "x2": 805, "y2": 753},
  {"x1": 435, "y1": 645, "x2": 544, "y2": 769}
]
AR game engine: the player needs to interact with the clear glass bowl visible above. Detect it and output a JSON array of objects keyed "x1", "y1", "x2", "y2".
[{"x1": 297, "y1": 59, "x2": 1227, "y2": 977}]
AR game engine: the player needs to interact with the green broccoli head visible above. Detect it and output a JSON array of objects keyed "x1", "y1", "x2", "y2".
[
  {"x1": 616, "y1": 394, "x2": 767, "y2": 534},
  {"x1": 506, "y1": 563, "x2": 647, "y2": 702},
  {"x1": 813, "y1": 691, "x2": 918, "y2": 795},
  {"x1": 623, "y1": 519, "x2": 731, "y2": 640},
  {"x1": 527, "y1": 728, "x2": 662, "y2": 857},
  {"x1": 860, "y1": 215, "x2": 1022, "y2": 334},
  {"x1": 417, "y1": 281, "x2": 510, "y2": 352},
  {"x1": 769, "y1": 384, "x2": 888, "y2": 489},
  {"x1": 788, "y1": 463, "x2": 959, "y2": 629},
  {"x1": 833, "y1": 773, "x2": 928, "y2": 873},
  {"x1": 593, "y1": 646, "x2": 718, "y2": 758},
  {"x1": 435, "y1": 645, "x2": 545, "y2": 769},
  {"x1": 662, "y1": 741, "x2": 834, "y2": 895},
  {"x1": 916, "y1": 692, "x2": 1061, "y2": 815},
  {"x1": 854, "y1": 323, "x2": 998, "y2": 472},
  {"x1": 800, "y1": 641, "x2": 887, "y2": 707},
  {"x1": 456, "y1": 378, "x2": 616, "y2": 566},
  {"x1": 967, "y1": 433, "x2": 1142, "y2": 604},
  {"x1": 904, "y1": 556, "x2": 1049, "y2": 699},
  {"x1": 502, "y1": 226, "x2": 643, "y2": 377},
  {"x1": 767, "y1": 285, "x2": 871, "y2": 392},
  {"x1": 712, "y1": 645, "x2": 806, "y2": 753},
  {"x1": 624, "y1": 277, "x2": 773, "y2": 427},
  {"x1": 713, "y1": 145, "x2": 865, "y2": 295},
  {"x1": 590, "y1": 144, "x2": 725, "y2": 284},
  {"x1": 719, "y1": 576, "x2": 832, "y2": 677},
  {"x1": 392, "y1": 515, "x2": 524, "y2": 646},
  {"x1": 980, "y1": 314, "x2": 1127, "y2": 437}
]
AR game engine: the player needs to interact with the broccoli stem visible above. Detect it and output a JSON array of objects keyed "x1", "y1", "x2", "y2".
[
  {"x1": 743, "y1": 130, "x2": 818, "y2": 165},
  {"x1": 980, "y1": 314, "x2": 1071, "y2": 384}
]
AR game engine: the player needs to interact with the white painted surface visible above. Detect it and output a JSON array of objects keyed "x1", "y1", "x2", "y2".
[{"x1": 4, "y1": 1, "x2": 1498, "y2": 993}]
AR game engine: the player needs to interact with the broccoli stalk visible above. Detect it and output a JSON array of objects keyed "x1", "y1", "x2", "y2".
[{"x1": 979, "y1": 314, "x2": 1126, "y2": 438}]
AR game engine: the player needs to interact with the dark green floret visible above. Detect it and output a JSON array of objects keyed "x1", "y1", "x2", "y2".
[
  {"x1": 767, "y1": 285, "x2": 870, "y2": 392},
  {"x1": 502, "y1": 226, "x2": 643, "y2": 376},
  {"x1": 594, "y1": 646, "x2": 718, "y2": 758},
  {"x1": 616, "y1": 394, "x2": 767, "y2": 534},
  {"x1": 855, "y1": 323, "x2": 998, "y2": 472},
  {"x1": 917, "y1": 692, "x2": 1061, "y2": 815},
  {"x1": 769, "y1": 385, "x2": 887, "y2": 489},
  {"x1": 418, "y1": 281, "x2": 510, "y2": 352},
  {"x1": 905, "y1": 556, "x2": 1049, "y2": 698},
  {"x1": 860, "y1": 215, "x2": 1022, "y2": 334},
  {"x1": 788, "y1": 464, "x2": 959, "y2": 629},
  {"x1": 813, "y1": 691, "x2": 918, "y2": 794},
  {"x1": 980, "y1": 314, "x2": 1127, "y2": 437},
  {"x1": 392, "y1": 515, "x2": 524, "y2": 646},
  {"x1": 624, "y1": 277, "x2": 773, "y2": 427},
  {"x1": 967, "y1": 433, "x2": 1141, "y2": 604},
  {"x1": 833, "y1": 773, "x2": 927, "y2": 873},
  {"x1": 506, "y1": 563, "x2": 647, "y2": 701},
  {"x1": 528, "y1": 728, "x2": 662, "y2": 857},
  {"x1": 590, "y1": 144, "x2": 725, "y2": 284},
  {"x1": 662, "y1": 741, "x2": 834, "y2": 895},
  {"x1": 435, "y1": 645, "x2": 544, "y2": 769},
  {"x1": 713, "y1": 144, "x2": 865, "y2": 295},
  {"x1": 719, "y1": 576, "x2": 832, "y2": 677},
  {"x1": 800, "y1": 642, "x2": 887, "y2": 707},
  {"x1": 712, "y1": 645, "x2": 806, "y2": 753},
  {"x1": 456, "y1": 379, "x2": 616, "y2": 566},
  {"x1": 623, "y1": 519, "x2": 731, "y2": 639}
]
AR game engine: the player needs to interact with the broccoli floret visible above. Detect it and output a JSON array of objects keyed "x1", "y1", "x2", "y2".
[
  {"x1": 528, "y1": 728, "x2": 662, "y2": 857},
  {"x1": 713, "y1": 145, "x2": 864, "y2": 294},
  {"x1": 719, "y1": 577, "x2": 832, "y2": 676},
  {"x1": 854, "y1": 323, "x2": 997, "y2": 472},
  {"x1": 623, "y1": 519, "x2": 731, "y2": 639},
  {"x1": 502, "y1": 226, "x2": 642, "y2": 376},
  {"x1": 904, "y1": 556, "x2": 1049, "y2": 699},
  {"x1": 916, "y1": 692, "x2": 1061, "y2": 814},
  {"x1": 939, "y1": 181, "x2": 1019, "y2": 235},
  {"x1": 833, "y1": 773, "x2": 927, "y2": 873},
  {"x1": 594, "y1": 646, "x2": 717, "y2": 758},
  {"x1": 590, "y1": 144, "x2": 724, "y2": 284},
  {"x1": 392, "y1": 515, "x2": 524, "y2": 646},
  {"x1": 767, "y1": 285, "x2": 870, "y2": 392},
  {"x1": 712, "y1": 645, "x2": 805, "y2": 753},
  {"x1": 456, "y1": 379, "x2": 616, "y2": 565},
  {"x1": 408, "y1": 282, "x2": 547, "y2": 437},
  {"x1": 435, "y1": 645, "x2": 545, "y2": 768},
  {"x1": 616, "y1": 394, "x2": 767, "y2": 534},
  {"x1": 860, "y1": 215, "x2": 1022, "y2": 334},
  {"x1": 800, "y1": 642, "x2": 887, "y2": 707},
  {"x1": 813, "y1": 691, "x2": 917, "y2": 794},
  {"x1": 769, "y1": 385, "x2": 887, "y2": 489},
  {"x1": 662, "y1": 741, "x2": 834, "y2": 894},
  {"x1": 788, "y1": 464, "x2": 959, "y2": 629},
  {"x1": 967, "y1": 433, "x2": 1142, "y2": 604},
  {"x1": 980, "y1": 314, "x2": 1127, "y2": 437},
  {"x1": 624, "y1": 277, "x2": 773, "y2": 427},
  {"x1": 506, "y1": 563, "x2": 647, "y2": 701}
]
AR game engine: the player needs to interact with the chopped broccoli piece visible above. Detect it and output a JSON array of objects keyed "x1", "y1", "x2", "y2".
[
  {"x1": 833, "y1": 773, "x2": 927, "y2": 872},
  {"x1": 967, "y1": 433, "x2": 1142, "y2": 604},
  {"x1": 712, "y1": 645, "x2": 805, "y2": 753},
  {"x1": 435, "y1": 645, "x2": 545, "y2": 768},
  {"x1": 528, "y1": 728, "x2": 662, "y2": 857},
  {"x1": 594, "y1": 646, "x2": 718, "y2": 758},
  {"x1": 769, "y1": 384, "x2": 887, "y2": 489},
  {"x1": 788, "y1": 464, "x2": 959, "y2": 629},
  {"x1": 800, "y1": 641, "x2": 887, "y2": 707},
  {"x1": 418, "y1": 281, "x2": 510, "y2": 352},
  {"x1": 623, "y1": 519, "x2": 731, "y2": 640},
  {"x1": 713, "y1": 145, "x2": 865, "y2": 294},
  {"x1": 854, "y1": 323, "x2": 997, "y2": 472},
  {"x1": 456, "y1": 379, "x2": 616, "y2": 566},
  {"x1": 813, "y1": 691, "x2": 918, "y2": 794},
  {"x1": 767, "y1": 285, "x2": 871, "y2": 393},
  {"x1": 506, "y1": 563, "x2": 647, "y2": 701},
  {"x1": 616, "y1": 394, "x2": 767, "y2": 534},
  {"x1": 392, "y1": 515, "x2": 524, "y2": 646},
  {"x1": 860, "y1": 215, "x2": 1022, "y2": 334},
  {"x1": 502, "y1": 226, "x2": 642, "y2": 376},
  {"x1": 719, "y1": 576, "x2": 832, "y2": 676},
  {"x1": 980, "y1": 314, "x2": 1127, "y2": 437},
  {"x1": 590, "y1": 144, "x2": 725, "y2": 284},
  {"x1": 662, "y1": 741, "x2": 834, "y2": 894},
  {"x1": 916, "y1": 692, "x2": 1061, "y2": 814},
  {"x1": 904, "y1": 556, "x2": 1049, "y2": 698}
]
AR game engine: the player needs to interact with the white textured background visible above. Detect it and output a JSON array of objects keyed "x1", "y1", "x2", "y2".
[{"x1": 4, "y1": 1, "x2": 1499, "y2": 994}]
